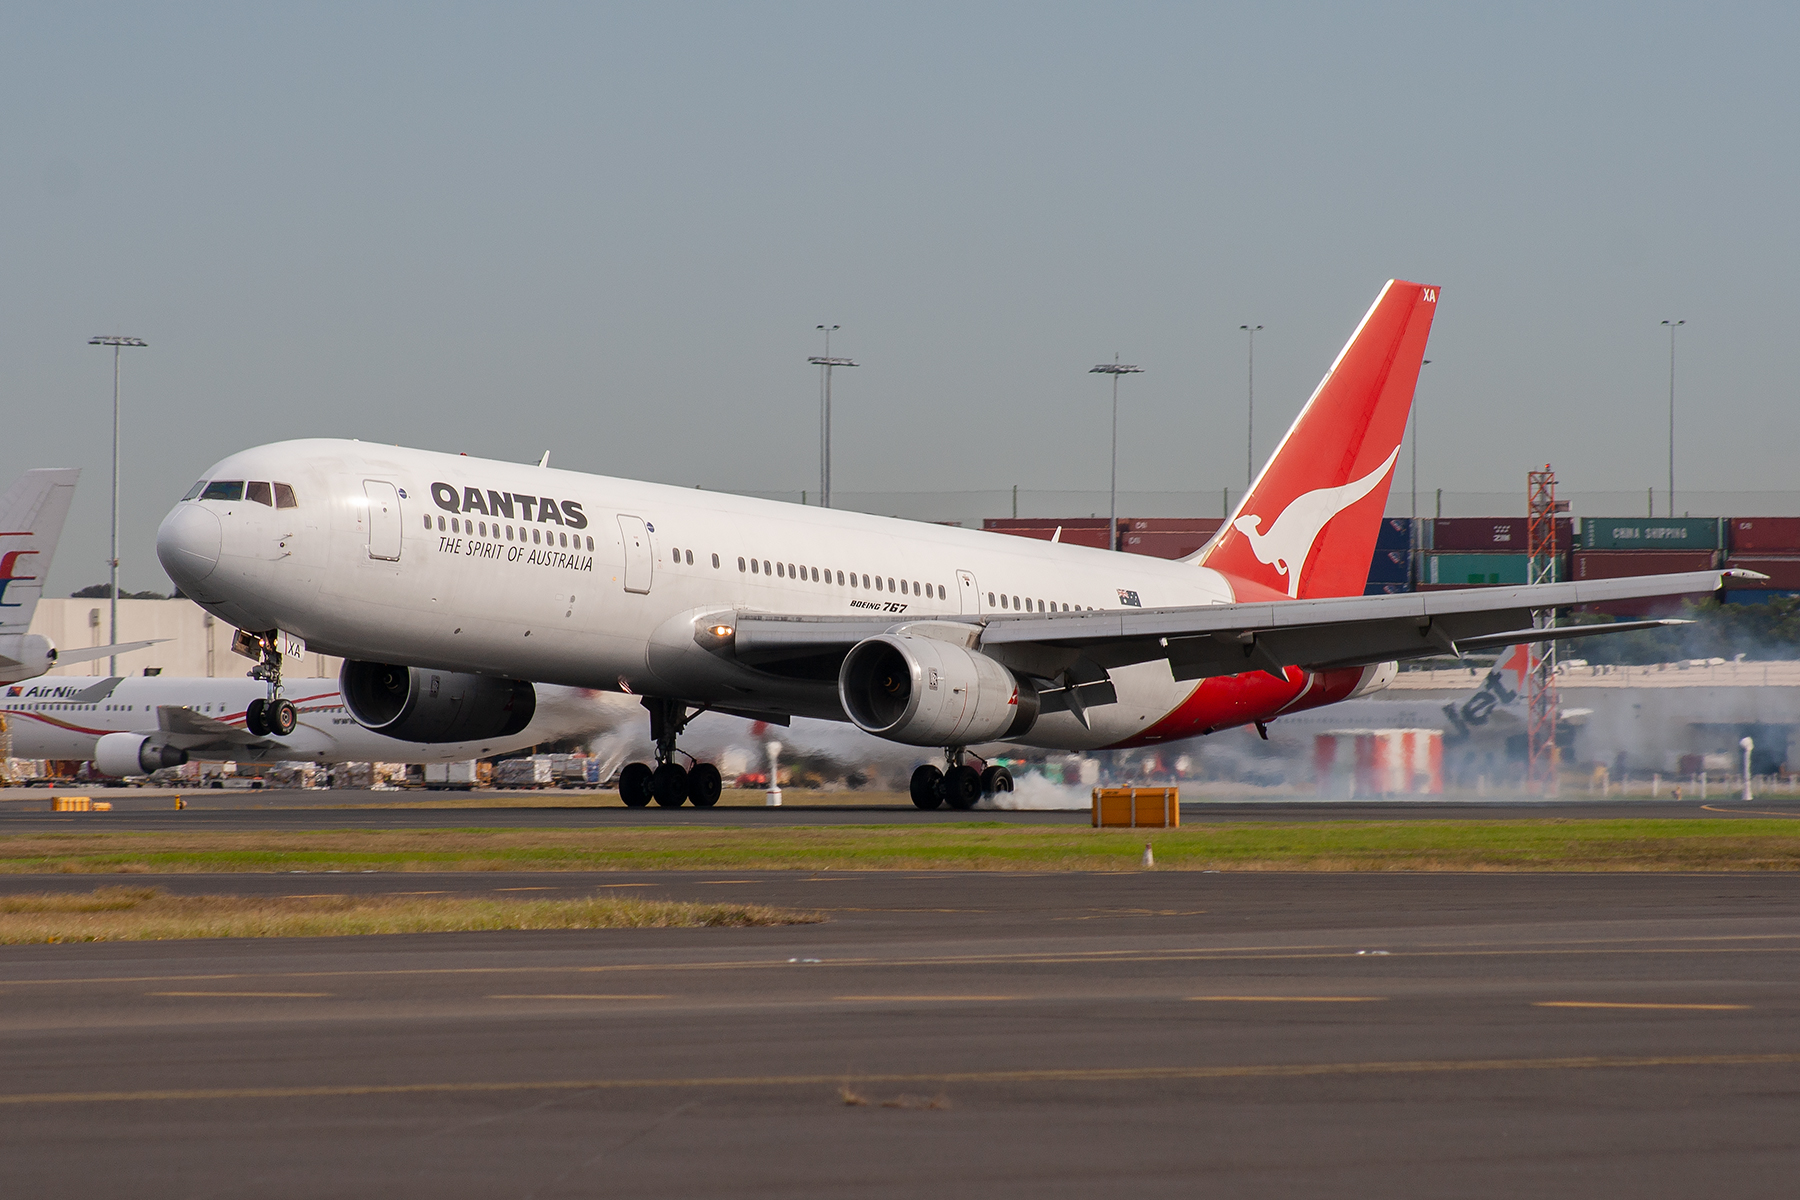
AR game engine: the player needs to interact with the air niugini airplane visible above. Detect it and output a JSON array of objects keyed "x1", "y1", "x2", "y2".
[{"x1": 155, "y1": 281, "x2": 1749, "y2": 810}]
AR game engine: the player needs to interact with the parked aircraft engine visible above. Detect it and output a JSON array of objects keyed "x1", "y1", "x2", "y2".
[
  {"x1": 839, "y1": 634, "x2": 1038, "y2": 746},
  {"x1": 0, "y1": 634, "x2": 56, "y2": 685},
  {"x1": 94, "y1": 732, "x2": 188, "y2": 778},
  {"x1": 340, "y1": 661, "x2": 536, "y2": 743}
]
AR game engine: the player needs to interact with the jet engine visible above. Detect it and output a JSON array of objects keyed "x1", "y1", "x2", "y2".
[
  {"x1": 0, "y1": 634, "x2": 56, "y2": 686},
  {"x1": 94, "y1": 732, "x2": 188, "y2": 778},
  {"x1": 339, "y1": 661, "x2": 536, "y2": 743},
  {"x1": 838, "y1": 634, "x2": 1038, "y2": 746}
]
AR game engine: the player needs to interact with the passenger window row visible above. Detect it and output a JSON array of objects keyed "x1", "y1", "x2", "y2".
[
  {"x1": 426, "y1": 515, "x2": 595, "y2": 551},
  {"x1": 988, "y1": 592, "x2": 1088, "y2": 613},
  {"x1": 727, "y1": 554, "x2": 949, "y2": 600},
  {"x1": 185, "y1": 480, "x2": 298, "y2": 508}
]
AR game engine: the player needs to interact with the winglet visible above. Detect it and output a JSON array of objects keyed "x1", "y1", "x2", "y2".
[{"x1": 1197, "y1": 281, "x2": 1438, "y2": 600}]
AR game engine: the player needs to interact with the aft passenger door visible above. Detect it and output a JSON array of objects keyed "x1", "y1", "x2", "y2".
[
  {"x1": 363, "y1": 481, "x2": 402, "y2": 561},
  {"x1": 617, "y1": 515, "x2": 653, "y2": 594},
  {"x1": 957, "y1": 570, "x2": 981, "y2": 614}
]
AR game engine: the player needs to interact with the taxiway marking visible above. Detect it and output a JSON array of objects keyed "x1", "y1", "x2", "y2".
[{"x1": 5, "y1": 1053, "x2": 1798, "y2": 1106}]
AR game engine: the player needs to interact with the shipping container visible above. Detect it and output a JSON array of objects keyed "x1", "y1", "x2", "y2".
[
  {"x1": 1431, "y1": 516, "x2": 1574, "y2": 552},
  {"x1": 1118, "y1": 517, "x2": 1223, "y2": 534},
  {"x1": 1580, "y1": 517, "x2": 1719, "y2": 550},
  {"x1": 1723, "y1": 589, "x2": 1800, "y2": 605},
  {"x1": 1424, "y1": 553, "x2": 1530, "y2": 586},
  {"x1": 1367, "y1": 549, "x2": 1410, "y2": 584},
  {"x1": 1120, "y1": 530, "x2": 1212, "y2": 559},
  {"x1": 984, "y1": 524, "x2": 1113, "y2": 550},
  {"x1": 1728, "y1": 518, "x2": 1800, "y2": 554},
  {"x1": 1571, "y1": 550, "x2": 1721, "y2": 580},
  {"x1": 1724, "y1": 556, "x2": 1800, "y2": 590},
  {"x1": 1373, "y1": 518, "x2": 1416, "y2": 551},
  {"x1": 982, "y1": 517, "x2": 1110, "y2": 530}
]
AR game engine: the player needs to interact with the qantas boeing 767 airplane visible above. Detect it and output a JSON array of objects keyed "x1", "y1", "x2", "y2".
[{"x1": 155, "y1": 281, "x2": 1745, "y2": 809}]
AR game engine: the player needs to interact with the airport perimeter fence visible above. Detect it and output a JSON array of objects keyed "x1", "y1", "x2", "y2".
[{"x1": 727, "y1": 488, "x2": 1800, "y2": 527}]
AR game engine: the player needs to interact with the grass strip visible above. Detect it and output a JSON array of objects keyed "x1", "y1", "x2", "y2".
[
  {"x1": 0, "y1": 887, "x2": 820, "y2": 943},
  {"x1": 2, "y1": 819, "x2": 1799, "y2": 874}
]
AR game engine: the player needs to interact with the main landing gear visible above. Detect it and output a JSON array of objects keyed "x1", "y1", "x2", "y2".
[
  {"x1": 618, "y1": 698, "x2": 723, "y2": 809},
  {"x1": 910, "y1": 749, "x2": 1012, "y2": 812},
  {"x1": 238, "y1": 630, "x2": 297, "y2": 738}
]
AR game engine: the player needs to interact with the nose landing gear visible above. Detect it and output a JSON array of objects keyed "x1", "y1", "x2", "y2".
[
  {"x1": 236, "y1": 630, "x2": 297, "y2": 738},
  {"x1": 618, "y1": 698, "x2": 724, "y2": 809}
]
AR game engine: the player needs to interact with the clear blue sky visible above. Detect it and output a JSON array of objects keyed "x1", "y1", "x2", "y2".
[{"x1": 4, "y1": 2, "x2": 1795, "y2": 594}]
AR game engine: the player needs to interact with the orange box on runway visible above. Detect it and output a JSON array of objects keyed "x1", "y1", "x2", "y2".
[{"x1": 1091, "y1": 787, "x2": 1179, "y2": 828}]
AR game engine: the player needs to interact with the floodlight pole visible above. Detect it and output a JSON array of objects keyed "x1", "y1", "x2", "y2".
[
  {"x1": 1662, "y1": 320, "x2": 1684, "y2": 518},
  {"x1": 809, "y1": 325, "x2": 856, "y2": 508},
  {"x1": 1240, "y1": 325, "x2": 1262, "y2": 489},
  {"x1": 1090, "y1": 357, "x2": 1143, "y2": 550},
  {"x1": 88, "y1": 335, "x2": 148, "y2": 675}
]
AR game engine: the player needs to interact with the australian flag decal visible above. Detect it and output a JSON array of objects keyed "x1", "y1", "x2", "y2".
[{"x1": 1117, "y1": 589, "x2": 1141, "y2": 608}]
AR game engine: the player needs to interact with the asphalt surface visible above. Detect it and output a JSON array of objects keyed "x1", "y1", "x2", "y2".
[
  {"x1": 2, "y1": 871, "x2": 1798, "y2": 1197},
  {"x1": 5, "y1": 789, "x2": 1800, "y2": 832}
]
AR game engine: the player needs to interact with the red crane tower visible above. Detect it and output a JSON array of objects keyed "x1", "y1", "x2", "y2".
[{"x1": 1526, "y1": 466, "x2": 1567, "y2": 794}]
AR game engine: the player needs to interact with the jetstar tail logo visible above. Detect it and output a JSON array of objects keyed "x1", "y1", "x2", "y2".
[
  {"x1": 0, "y1": 546, "x2": 39, "y2": 609},
  {"x1": 1230, "y1": 446, "x2": 1401, "y2": 598}
]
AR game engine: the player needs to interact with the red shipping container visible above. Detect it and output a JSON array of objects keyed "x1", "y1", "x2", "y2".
[
  {"x1": 1432, "y1": 516, "x2": 1574, "y2": 552},
  {"x1": 1728, "y1": 519, "x2": 1800, "y2": 554},
  {"x1": 1571, "y1": 550, "x2": 1720, "y2": 579},
  {"x1": 1121, "y1": 530, "x2": 1214, "y2": 559},
  {"x1": 982, "y1": 517, "x2": 1110, "y2": 530},
  {"x1": 1724, "y1": 556, "x2": 1800, "y2": 589},
  {"x1": 1118, "y1": 517, "x2": 1224, "y2": 534},
  {"x1": 985, "y1": 525, "x2": 1112, "y2": 549}
]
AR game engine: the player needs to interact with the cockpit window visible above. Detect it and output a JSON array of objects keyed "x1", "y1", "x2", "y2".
[
  {"x1": 273, "y1": 482, "x2": 298, "y2": 509},
  {"x1": 246, "y1": 481, "x2": 273, "y2": 506},
  {"x1": 182, "y1": 481, "x2": 207, "y2": 501},
  {"x1": 200, "y1": 481, "x2": 245, "y2": 501}
]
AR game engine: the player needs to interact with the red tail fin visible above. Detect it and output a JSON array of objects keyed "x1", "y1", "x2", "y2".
[{"x1": 1199, "y1": 280, "x2": 1438, "y2": 600}]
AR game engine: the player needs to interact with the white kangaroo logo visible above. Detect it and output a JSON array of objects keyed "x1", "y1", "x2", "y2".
[{"x1": 1231, "y1": 445, "x2": 1401, "y2": 598}]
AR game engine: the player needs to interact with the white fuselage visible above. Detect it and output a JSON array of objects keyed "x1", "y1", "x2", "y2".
[
  {"x1": 157, "y1": 440, "x2": 1312, "y2": 751},
  {"x1": 0, "y1": 675, "x2": 631, "y2": 764}
]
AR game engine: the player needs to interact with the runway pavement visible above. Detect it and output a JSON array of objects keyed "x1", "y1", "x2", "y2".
[
  {"x1": 2, "y1": 871, "x2": 1797, "y2": 1197},
  {"x1": 4, "y1": 788, "x2": 1799, "y2": 833}
]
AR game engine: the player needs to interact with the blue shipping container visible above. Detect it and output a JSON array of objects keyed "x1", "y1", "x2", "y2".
[
  {"x1": 1373, "y1": 518, "x2": 1414, "y2": 551},
  {"x1": 1366, "y1": 550, "x2": 1411, "y2": 584}
]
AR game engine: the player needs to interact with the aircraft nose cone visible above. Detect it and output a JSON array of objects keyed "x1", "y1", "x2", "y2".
[{"x1": 157, "y1": 503, "x2": 221, "y2": 585}]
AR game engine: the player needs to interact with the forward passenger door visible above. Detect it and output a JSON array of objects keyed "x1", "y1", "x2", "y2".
[{"x1": 363, "y1": 481, "x2": 402, "y2": 561}]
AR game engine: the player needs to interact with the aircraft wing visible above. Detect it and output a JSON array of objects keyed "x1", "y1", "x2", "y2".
[
  {"x1": 155, "y1": 705, "x2": 277, "y2": 751},
  {"x1": 729, "y1": 569, "x2": 1746, "y2": 682}
]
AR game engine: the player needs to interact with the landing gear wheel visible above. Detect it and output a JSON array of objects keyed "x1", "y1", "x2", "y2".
[
  {"x1": 245, "y1": 698, "x2": 270, "y2": 737},
  {"x1": 270, "y1": 699, "x2": 298, "y2": 737},
  {"x1": 980, "y1": 765, "x2": 1013, "y2": 797},
  {"x1": 941, "y1": 765, "x2": 983, "y2": 810},
  {"x1": 910, "y1": 765, "x2": 945, "y2": 810},
  {"x1": 618, "y1": 762, "x2": 654, "y2": 808},
  {"x1": 651, "y1": 763, "x2": 689, "y2": 807},
  {"x1": 686, "y1": 763, "x2": 723, "y2": 808}
]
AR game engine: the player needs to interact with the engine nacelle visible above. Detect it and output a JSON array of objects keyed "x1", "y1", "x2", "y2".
[
  {"x1": 340, "y1": 661, "x2": 536, "y2": 744},
  {"x1": 839, "y1": 634, "x2": 1038, "y2": 747},
  {"x1": 94, "y1": 732, "x2": 187, "y2": 778},
  {"x1": 0, "y1": 634, "x2": 56, "y2": 685}
]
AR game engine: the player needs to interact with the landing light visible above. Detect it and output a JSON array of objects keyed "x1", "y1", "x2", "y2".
[{"x1": 709, "y1": 624, "x2": 735, "y2": 638}]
